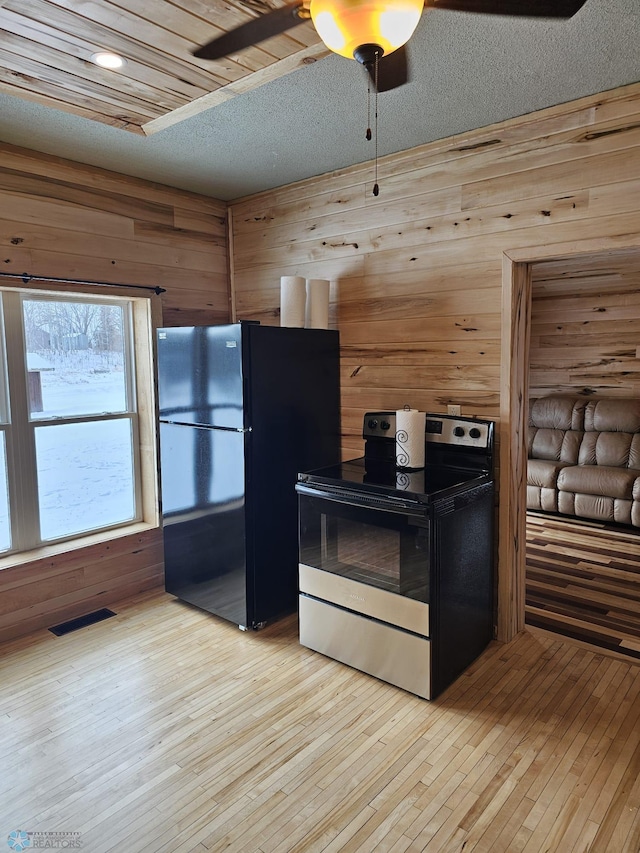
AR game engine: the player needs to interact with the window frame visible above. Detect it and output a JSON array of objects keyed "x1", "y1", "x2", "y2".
[{"x1": 0, "y1": 286, "x2": 156, "y2": 557}]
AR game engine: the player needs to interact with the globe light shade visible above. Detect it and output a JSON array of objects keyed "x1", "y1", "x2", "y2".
[{"x1": 310, "y1": 0, "x2": 424, "y2": 59}]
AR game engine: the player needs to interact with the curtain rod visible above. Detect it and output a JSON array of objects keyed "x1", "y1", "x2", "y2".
[{"x1": 0, "y1": 272, "x2": 166, "y2": 295}]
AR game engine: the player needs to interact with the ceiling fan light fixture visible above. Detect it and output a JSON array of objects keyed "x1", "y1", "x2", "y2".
[
  {"x1": 310, "y1": 0, "x2": 423, "y2": 60},
  {"x1": 379, "y1": 8, "x2": 422, "y2": 47},
  {"x1": 312, "y1": 10, "x2": 348, "y2": 52}
]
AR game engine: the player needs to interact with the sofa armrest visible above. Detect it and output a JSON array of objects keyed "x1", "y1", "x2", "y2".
[{"x1": 528, "y1": 459, "x2": 569, "y2": 489}]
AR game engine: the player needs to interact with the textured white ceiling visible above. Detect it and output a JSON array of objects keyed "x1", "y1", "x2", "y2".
[{"x1": 0, "y1": 0, "x2": 638, "y2": 201}]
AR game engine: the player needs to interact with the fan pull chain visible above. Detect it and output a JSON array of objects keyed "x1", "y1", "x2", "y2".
[
  {"x1": 373, "y1": 53, "x2": 379, "y2": 197},
  {"x1": 365, "y1": 51, "x2": 380, "y2": 196},
  {"x1": 366, "y1": 74, "x2": 372, "y2": 141}
]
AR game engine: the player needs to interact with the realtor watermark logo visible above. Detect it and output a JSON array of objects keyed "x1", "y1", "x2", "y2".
[
  {"x1": 7, "y1": 833, "x2": 30, "y2": 852},
  {"x1": 7, "y1": 831, "x2": 82, "y2": 850}
]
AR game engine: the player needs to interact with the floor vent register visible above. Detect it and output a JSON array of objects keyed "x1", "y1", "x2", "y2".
[{"x1": 49, "y1": 608, "x2": 117, "y2": 636}]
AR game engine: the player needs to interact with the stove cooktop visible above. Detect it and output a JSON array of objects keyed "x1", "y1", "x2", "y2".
[{"x1": 298, "y1": 457, "x2": 491, "y2": 502}]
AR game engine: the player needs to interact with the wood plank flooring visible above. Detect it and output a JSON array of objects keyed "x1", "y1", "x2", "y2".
[
  {"x1": 526, "y1": 512, "x2": 640, "y2": 660},
  {"x1": 1, "y1": 590, "x2": 639, "y2": 852}
]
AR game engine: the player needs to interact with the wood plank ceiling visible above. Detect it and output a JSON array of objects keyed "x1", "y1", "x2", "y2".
[{"x1": 0, "y1": 0, "x2": 327, "y2": 136}]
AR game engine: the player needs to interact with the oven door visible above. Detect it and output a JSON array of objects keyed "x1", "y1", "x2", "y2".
[{"x1": 297, "y1": 483, "x2": 430, "y2": 629}]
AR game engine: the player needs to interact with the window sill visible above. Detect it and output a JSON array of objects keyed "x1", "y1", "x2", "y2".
[{"x1": 0, "y1": 521, "x2": 160, "y2": 572}]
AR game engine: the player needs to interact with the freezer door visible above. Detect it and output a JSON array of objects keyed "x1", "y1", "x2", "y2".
[
  {"x1": 160, "y1": 421, "x2": 248, "y2": 626},
  {"x1": 244, "y1": 326, "x2": 341, "y2": 624},
  {"x1": 157, "y1": 325, "x2": 244, "y2": 429}
]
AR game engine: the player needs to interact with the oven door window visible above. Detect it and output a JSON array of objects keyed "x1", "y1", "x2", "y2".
[{"x1": 298, "y1": 493, "x2": 429, "y2": 602}]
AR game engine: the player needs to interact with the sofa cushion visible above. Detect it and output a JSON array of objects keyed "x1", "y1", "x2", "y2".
[
  {"x1": 557, "y1": 465, "x2": 639, "y2": 500},
  {"x1": 578, "y1": 432, "x2": 637, "y2": 468},
  {"x1": 528, "y1": 428, "x2": 583, "y2": 464},
  {"x1": 530, "y1": 396, "x2": 587, "y2": 431},
  {"x1": 527, "y1": 485, "x2": 558, "y2": 512},
  {"x1": 528, "y1": 396, "x2": 586, "y2": 464},
  {"x1": 557, "y1": 492, "x2": 633, "y2": 525},
  {"x1": 576, "y1": 430, "x2": 640, "y2": 469},
  {"x1": 584, "y1": 397, "x2": 640, "y2": 433},
  {"x1": 528, "y1": 458, "x2": 568, "y2": 489}
]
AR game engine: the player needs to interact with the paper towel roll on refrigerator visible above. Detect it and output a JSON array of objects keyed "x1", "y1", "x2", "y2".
[
  {"x1": 280, "y1": 276, "x2": 306, "y2": 327},
  {"x1": 306, "y1": 279, "x2": 330, "y2": 329},
  {"x1": 395, "y1": 408, "x2": 426, "y2": 469}
]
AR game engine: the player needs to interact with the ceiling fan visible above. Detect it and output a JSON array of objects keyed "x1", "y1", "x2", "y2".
[{"x1": 193, "y1": 0, "x2": 589, "y2": 92}]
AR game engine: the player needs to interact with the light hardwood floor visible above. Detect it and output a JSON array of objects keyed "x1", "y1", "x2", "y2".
[
  {"x1": 1, "y1": 590, "x2": 639, "y2": 852},
  {"x1": 526, "y1": 513, "x2": 640, "y2": 660}
]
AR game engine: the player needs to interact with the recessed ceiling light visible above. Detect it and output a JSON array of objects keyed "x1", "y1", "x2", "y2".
[{"x1": 91, "y1": 52, "x2": 126, "y2": 69}]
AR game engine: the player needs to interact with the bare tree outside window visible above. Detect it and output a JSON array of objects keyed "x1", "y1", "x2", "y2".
[{"x1": 23, "y1": 299, "x2": 128, "y2": 418}]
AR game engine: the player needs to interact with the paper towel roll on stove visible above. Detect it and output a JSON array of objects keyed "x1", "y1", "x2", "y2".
[{"x1": 395, "y1": 408, "x2": 426, "y2": 470}]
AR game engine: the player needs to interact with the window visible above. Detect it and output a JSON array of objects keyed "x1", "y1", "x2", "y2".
[{"x1": 0, "y1": 289, "x2": 147, "y2": 555}]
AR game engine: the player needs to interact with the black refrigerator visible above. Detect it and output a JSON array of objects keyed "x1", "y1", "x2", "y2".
[{"x1": 157, "y1": 322, "x2": 341, "y2": 629}]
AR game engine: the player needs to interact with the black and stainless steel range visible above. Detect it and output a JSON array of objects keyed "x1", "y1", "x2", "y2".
[{"x1": 296, "y1": 411, "x2": 495, "y2": 699}]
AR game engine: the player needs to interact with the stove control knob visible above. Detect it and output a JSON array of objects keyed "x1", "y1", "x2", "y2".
[
  {"x1": 469, "y1": 427, "x2": 481, "y2": 439},
  {"x1": 453, "y1": 426, "x2": 465, "y2": 437},
  {"x1": 380, "y1": 420, "x2": 391, "y2": 431},
  {"x1": 368, "y1": 419, "x2": 378, "y2": 430}
]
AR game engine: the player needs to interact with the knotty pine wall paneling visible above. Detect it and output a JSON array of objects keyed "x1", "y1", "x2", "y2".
[
  {"x1": 229, "y1": 82, "x2": 640, "y2": 642},
  {"x1": 0, "y1": 143, "x2": 230, "y2": 642},
  {"x1": 0, "y1": 144, "x2": 230, "y2": 327},
  {"x1": 530, "y1": 250, "x2": 640, "y2": 398}
]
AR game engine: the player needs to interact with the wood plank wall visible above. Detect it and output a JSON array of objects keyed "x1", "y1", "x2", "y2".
[
  {"x1": 530, "y1": 250, "x2": 640, "y2": 398},
  {"x1": 229, "y1": 82, "x2": 640, "y2": 642},
  {"x1": 0, "y1": 143, "x2": 229, "y2": 642},
  {"x1": 0, "y1": 144, "x2": 229, "y2": 326},
  {"x1": 3, "y1": 82, "x2": 640, "y2": 645}
]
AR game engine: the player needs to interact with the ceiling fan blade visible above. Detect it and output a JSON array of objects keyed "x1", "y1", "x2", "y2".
[
  {"x1": 425, "y1": 0, "x2": 587, "y2": 18},
  {"x1": 374, "y1": 47, "x2": 410, "y2": 93},
  {"x1": 193, "y1": 2, "x2": 306, "y2": 61}
]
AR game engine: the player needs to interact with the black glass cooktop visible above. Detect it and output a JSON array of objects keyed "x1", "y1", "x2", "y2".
[{"x1": 298, "y1": 457, "x2": 490, "y2": 502}]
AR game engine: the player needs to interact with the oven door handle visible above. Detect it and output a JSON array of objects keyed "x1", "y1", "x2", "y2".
[{"x1": 295, "y1": 483, "x2": 427, "y2": 517}]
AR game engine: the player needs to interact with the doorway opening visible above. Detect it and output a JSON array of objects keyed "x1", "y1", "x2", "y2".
[
  {"x1": 524, "y1": 252, "x2": 640, "y2": 657},
  {"x1": 499, "y1": 241, "x2": 640, "y2": 654}
]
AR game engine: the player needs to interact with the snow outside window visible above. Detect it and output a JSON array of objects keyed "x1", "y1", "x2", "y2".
[{"x1": 0, "y1": 291, "x2": 142, "y2": 554}]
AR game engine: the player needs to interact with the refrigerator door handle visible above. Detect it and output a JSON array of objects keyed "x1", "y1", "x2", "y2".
[{"x1": 159, "y1": 419, "x2": 252, "y2": 433}]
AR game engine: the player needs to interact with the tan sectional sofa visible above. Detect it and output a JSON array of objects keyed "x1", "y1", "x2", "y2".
[{"x1": 527, "y1": 395, "x2": 640, "y2": 527}]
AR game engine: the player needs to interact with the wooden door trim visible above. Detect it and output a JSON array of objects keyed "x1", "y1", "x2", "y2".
[
  {"x1": 498, "y1": 256, "x2": 532, "y2": 642},
  {"x1": 499, "y1": 235, "x2": 640, "y2": 643}
]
